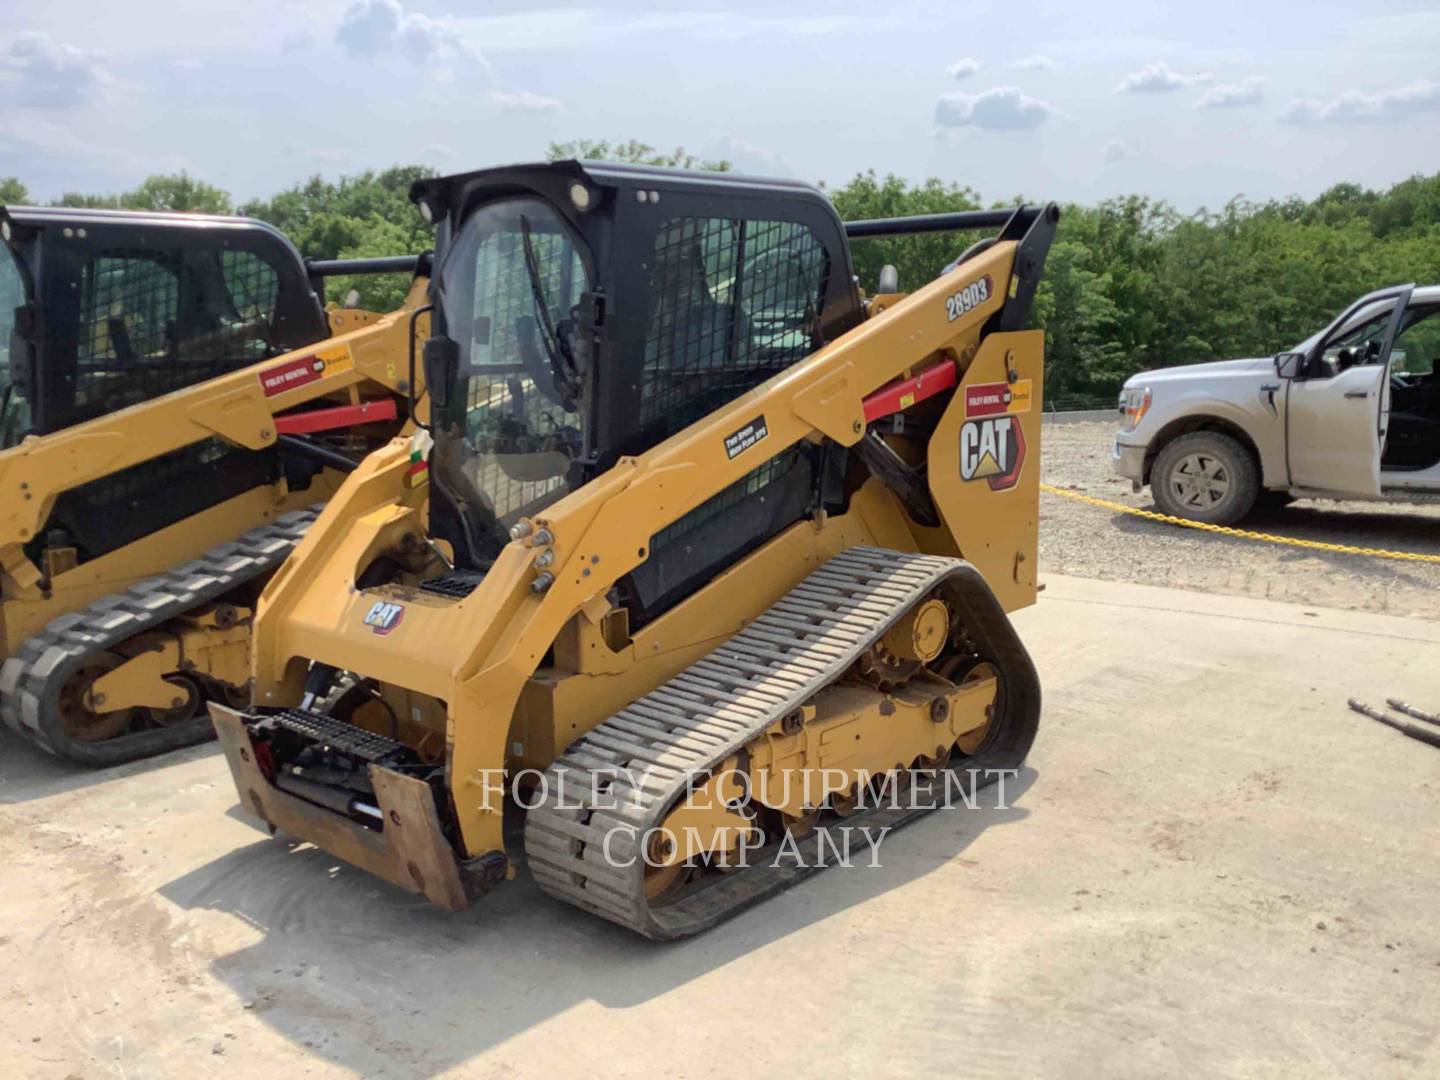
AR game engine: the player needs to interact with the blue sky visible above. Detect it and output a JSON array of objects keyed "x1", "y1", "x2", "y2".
[{"x1": 2, "y1": 0, "x2": 1438, "y2": 209}]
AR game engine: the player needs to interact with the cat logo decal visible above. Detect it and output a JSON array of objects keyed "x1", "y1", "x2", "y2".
[
  {"x1": 362, "y1": 600, "x2": 406, "y2": 636},
  {"x1": 959, "y1": 416, "x2": 1026, "y2": 492}
]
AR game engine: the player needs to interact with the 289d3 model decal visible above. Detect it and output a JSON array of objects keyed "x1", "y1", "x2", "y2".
[{"x1": 945, "y1": 275, "x2": 992, "y2": 322}]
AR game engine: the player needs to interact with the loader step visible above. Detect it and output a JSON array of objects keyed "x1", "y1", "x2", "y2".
[
  {"x1": 417, "y1": 571, "x2": 485, "y2": 600},
  {"x1": 522, "y1": 545, "x2": 1040, "y2": 940}
]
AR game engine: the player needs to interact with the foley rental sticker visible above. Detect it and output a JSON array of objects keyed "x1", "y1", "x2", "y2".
[
  {"x1": 964, "y1": 379, "x2": 1032, "y2": 418},
  {"x1": 259, "y1": 344, "x2": 355, "y2": 397},
  {"x1": 724, "y1": 415, "x2": 770, "y2": 459}
]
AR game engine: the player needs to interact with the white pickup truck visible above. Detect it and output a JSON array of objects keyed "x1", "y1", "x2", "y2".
[{"x1": 1113, "y1": 284, "x2": 1440, "y2": 524}]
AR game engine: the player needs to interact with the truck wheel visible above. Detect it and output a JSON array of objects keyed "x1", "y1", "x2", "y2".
[{"x1": 1150, "y1": 431, "x2": 1259, "y2": 525}]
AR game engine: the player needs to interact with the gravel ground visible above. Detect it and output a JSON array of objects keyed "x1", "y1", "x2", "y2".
[{"x1": 1039, "y1": 420, "x2": 1440, "y2": 620}]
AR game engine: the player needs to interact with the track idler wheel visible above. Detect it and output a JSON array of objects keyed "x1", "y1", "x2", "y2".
[
  {"x1": 59, "y1": 652, "x2": 137, "y2": 743},
  {"x1": 855, "y1": 596, "x2": 951, "y2": 691},
  {"x1": 939, "y1": 659, "x2": 1001, "y2": 756},
  {"x1": 642, "y1": 831, "x2": 691, "y2": 902},
  {"x1": 144, "y1": 674, "x2": 203, "y2": 727}
]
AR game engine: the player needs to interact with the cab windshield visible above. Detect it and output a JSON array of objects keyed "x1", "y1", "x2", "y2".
[
  {"x1": 0, "y1": 245, "x2": 31, "y2": 447},
  {"x1": 434, "y1": 196, "x2": 592, "y2": 557}
]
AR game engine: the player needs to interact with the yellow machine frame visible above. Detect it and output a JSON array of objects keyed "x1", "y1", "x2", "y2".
[
  {"x1": 217, "y1": 236, "x2": 1044, "y2": 906},
  {"x1": 0, "y1": 282, "x2": 429, "y2": 753}
]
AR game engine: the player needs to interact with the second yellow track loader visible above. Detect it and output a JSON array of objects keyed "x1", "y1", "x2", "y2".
[
  {"x1": 0, "y1": 206, "x2": 429, "y2": 764},
  {"x1": 214, "y1": 161, "x2": 1057, "y2": 937}
]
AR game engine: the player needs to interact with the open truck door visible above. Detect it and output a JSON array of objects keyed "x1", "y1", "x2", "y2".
[{"x1": 1284, "y1": 285, "x2": 1412, "y2": 496}]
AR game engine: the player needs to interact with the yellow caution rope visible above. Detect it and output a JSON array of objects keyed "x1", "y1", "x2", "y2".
[{"x1": 1039, "y1": 483, "x2": 1440, "y2": 566}]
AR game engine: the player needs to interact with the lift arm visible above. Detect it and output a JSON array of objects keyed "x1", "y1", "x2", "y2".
[{"x1": 0, "y1": 278, "x2": 430, "y2": 556}]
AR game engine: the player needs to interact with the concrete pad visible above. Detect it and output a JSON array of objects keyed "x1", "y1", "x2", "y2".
[{"x1": 2, "y1": 575, "x2": 1437, "y2": 1078}]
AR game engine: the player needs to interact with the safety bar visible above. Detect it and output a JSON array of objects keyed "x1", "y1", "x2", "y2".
[
  {"x1": 306, "y1": 253, "x2": 433, "y2": 277},
  {"x1": 843, "y1": 207, "x2": 1042, "y2": 239}
]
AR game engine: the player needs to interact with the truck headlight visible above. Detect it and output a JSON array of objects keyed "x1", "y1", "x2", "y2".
[{"x1": 1119, "y1": 386, "x2": 1151, "y2": 432}]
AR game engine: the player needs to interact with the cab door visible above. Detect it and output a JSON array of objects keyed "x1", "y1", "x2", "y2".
[{"x1": 1286, "y1": 287, "x2": 1411, "y2": 495}]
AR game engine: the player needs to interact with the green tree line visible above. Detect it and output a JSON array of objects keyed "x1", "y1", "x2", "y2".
[{"x1": 4, "y1": 148, "x2": 1438, "y2": 408}]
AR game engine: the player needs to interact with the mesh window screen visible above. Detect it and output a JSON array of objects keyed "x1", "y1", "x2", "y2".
[
  {"x1": 74, "y1": 247, "x2": 282, "y2": 419},
  {"x1": 78, "y1": 252, "x2": 181, "y2": 381},
  {"x1": 640, "y1": 217, "x2": 828, "y2": 435},
  {"x1": 220, "y1": 250, "x2": 280, "y2": 327},
  {"x1": 84, "y1": 437, "x2": 247, "y2": 506},
  {"x1": 40, "y1": 436, "x2": 273, "y2": 563},
  {"x1": 463, "y1": 223, "x2": 587, "y2": 525},
  {"x1": 651, "y1": 446, "x2": 805, "y2": 552}
]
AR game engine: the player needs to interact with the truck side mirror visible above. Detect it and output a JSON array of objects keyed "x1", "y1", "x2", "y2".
[{"x1": 1274, "y1": 352, "x2": 1304, "y2": 379}]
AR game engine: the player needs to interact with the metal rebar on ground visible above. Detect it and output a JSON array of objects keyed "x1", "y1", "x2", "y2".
[
  {"x1": 1385, "y1": 698, "x2": 1440, "y2": 728},
  {"x1": 1348, "y1": 699, "x2": 1440, "y2": 749}
]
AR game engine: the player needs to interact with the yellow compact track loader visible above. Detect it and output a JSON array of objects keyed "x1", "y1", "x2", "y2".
[
  {"x1": 0, "y1": 206, "x2": 429, "y2": 764},
  {"x1": 212, "y1": 161, "x2": 1058, "y2": 938}
]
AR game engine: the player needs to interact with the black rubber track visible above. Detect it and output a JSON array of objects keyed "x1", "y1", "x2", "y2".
[
  {"x1": 523, "y1": 546, "x2": 1040, "y2": 940},
  {"x1": 0, "y1": 508, "x2": 317, "y2": 766}
]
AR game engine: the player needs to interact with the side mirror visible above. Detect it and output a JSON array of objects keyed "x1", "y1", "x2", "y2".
[
  {"x1": 1274, "y1": 351, "x2": 1304, "y2": 379},
  {"x1": 422, "y1": 335, "x2": 459, "y2": 412},
  {"x1": 7, "y1": 301, "x2": 37, "y2": 395}
]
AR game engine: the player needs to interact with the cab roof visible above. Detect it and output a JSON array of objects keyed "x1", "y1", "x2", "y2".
[
  {"x1": 409, "y1": 159, "x2": 840, "y2": 226},
  {"x1": 0, "y1": 205, "x2": 309, "y2": 271}
]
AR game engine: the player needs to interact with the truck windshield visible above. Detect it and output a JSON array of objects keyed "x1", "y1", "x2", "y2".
[
  {"x1": 433, "y1": 196, "x2": 592, "y2": 558},
  {"x1": 0, "y1": 245, "x2": 31, "y2": 447}
]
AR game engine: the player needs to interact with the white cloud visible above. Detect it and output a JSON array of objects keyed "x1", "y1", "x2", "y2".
[
  {"x1": 1196, "y1": 77, "x2": 1265, "y2": 109},
  {"x1": 336, "y1": 2, "x2": 572, "y2": 112},
  {"x1": 947, "y1": 58, "x2": 980, "y2": 80},
  {"x1": 454, "y1": 10, "x2": 865, "y2": 52},
  {"x1": 0, "y1": 113, "x2": 186, "y2": 180},
  {"x1": 1279, "y1": 99, "x2": 1322, "y2": 124},
  {"x1": 632, "y1": 12, "x2": 856, "y2": 37},
  {"x1": 1281, "y1": 80, "x2": 1440, "y2": 124},
  {"x1": 490, "y1": 90, "x2": 561, "y2": 113},
  {"x1": 1116, "y1": 61, "x2": 1211, "y2": 94},
  {"x1": 935, "y1": 87, "x2": 1051, "y2": 131},
  {"x1": 1011, "y1": 55, "x2": 1057, "y2": 71},
  {"x1": 336, "y1": 0, "x2": 487, "y2": 70},
  {"x1": 0, "y1": 33, "x2": 108, "y2": 110},
  {"x1": 1104, "y1": 139, "x2": 1131, "y2": 163},
  {"x1": 708, "y1": 135, "x2": 791, "y2": 177}
]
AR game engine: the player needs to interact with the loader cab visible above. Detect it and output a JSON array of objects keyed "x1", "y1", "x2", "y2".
[
  {"x1": 416, "y1": 160, "x2": 863, "y2": 620},
  {"x1": 0, "y1": 206, "x2": 329, "y2": 444},
  {"x1": 0, "y1": 206, "x2": 332, "y2": 564}
]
